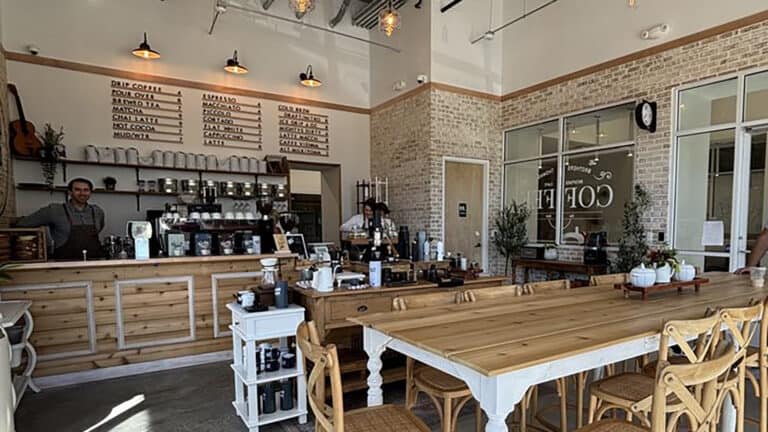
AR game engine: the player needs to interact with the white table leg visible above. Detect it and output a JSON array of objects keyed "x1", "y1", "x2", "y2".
[
  {"x1": 363, "y1": 327, "x2": 391, "y2": 407},
  {"x1": 22, "y1": 310, "x2": 38, "y2": 393},
  {"x1": 460, "y1": 373, "x2": 528, "y2": 432},
  {"x1": 721, "y1": 393, "x2": 736, "y2": 432}
]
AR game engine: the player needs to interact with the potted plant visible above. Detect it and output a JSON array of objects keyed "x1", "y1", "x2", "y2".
[
  {"x1": 614, "y1": 184, "x2": 650, "y2": 272},
  {"x1": 492, "y1": 200, "x2": 531, "y2": 278},
  {"x1": 647, "y1": 245, "x2": 679, "y2": 283},
  {"x1": 37, "y1": 124, "x2": 65, "y2": 189}
]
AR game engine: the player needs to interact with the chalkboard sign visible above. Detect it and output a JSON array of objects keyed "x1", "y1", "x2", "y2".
[{"x1": 285, "y1": 233, "x2": 308, "y2": 258}]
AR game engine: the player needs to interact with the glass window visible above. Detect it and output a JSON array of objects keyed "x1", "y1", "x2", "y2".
[
  {"x1": 745, "y1": 71, "x2": 768, "y2": 122},
  {"x1": 747, "y1": 132, "x2": 767, "y2": 263},
  {"x1": 504, "y1": 120, "x2": 559, "y2": 161},
  {"x1": 561, "y1": 147, "x2": 634, "y2": 244},
  {"x1": 674, "y1": 130, "x2": 735, "y2": 253},
  {"x1": 676, "y1": 254, "x2": 730, "y2": 273},
  {"x1": 564, "y1": 103, "x2": 635, "y2": 151},
  {"x1": 504, "y1": 157, "x2": 558, "y2": 242},
  {"x1": 678, "y1": 79, "x2": 737, "y2": 131}
]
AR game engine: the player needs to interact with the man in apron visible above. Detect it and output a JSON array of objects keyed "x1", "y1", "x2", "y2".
[{"x1": 17, "y1": 177, "x2": 105, "y2": 260}]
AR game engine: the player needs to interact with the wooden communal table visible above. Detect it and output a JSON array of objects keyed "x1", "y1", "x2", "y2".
[
  {"x1": 516, "y1": 259, "x2": 607, "y2": 282},
  {"x1": 351, "y1": 272, "x2": 762, "y2": 432}
]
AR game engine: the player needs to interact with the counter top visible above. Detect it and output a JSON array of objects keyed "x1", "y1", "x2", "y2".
[
  {"x1": 7, "y1": 252, "x2": 298, "y2": 271},
  {"x1": 291, "y1": 276, "x2": 509, "y2": 298}
]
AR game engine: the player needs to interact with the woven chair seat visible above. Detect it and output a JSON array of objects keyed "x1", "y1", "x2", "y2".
[
  {"x1": 590, "y1": 373, "x2": 654, "y2": 402},
  {"x1": 641, "y1": 355, "x2": 690, "y2": 377},
  {"x1": 414, "y1": 367, "x2": 472, "y2": 395},
  {"x1": 345, "y1": 404, "x2": 431, "y2": 432},
  {"x1": 577, "y1": 419, "x2": 649, "y2": 432}
]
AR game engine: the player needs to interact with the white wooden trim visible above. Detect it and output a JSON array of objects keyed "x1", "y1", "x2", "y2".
[
  {"x1": 34, "y1": 350, "x2": 232, "y2": 389},
  {"x1": 0, "y1": 281, "x2": 96, "y2": 360},
  {"x1": 441, "y1": 156, "x2": 490, "y2": 272},
  {"x1": 211, "y1": 271, "x2": 263, "y2": 338},
  {"x1": 114, "y1": 276, "x2": 196, "y2": 350}
]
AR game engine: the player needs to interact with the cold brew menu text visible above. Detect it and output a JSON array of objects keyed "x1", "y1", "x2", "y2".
[
  {"x1": 277, "y1": 104, "x2": 329, "y2": 157},
  {"x1": 202, "y1": 93, "x2": 263, "y2": 150},
  {"x1": 111, "y1": 80, "x2": 184, "y2": 144}
]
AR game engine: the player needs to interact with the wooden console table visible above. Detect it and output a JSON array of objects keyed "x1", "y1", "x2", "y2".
[{"x1": 516, "y1": 259, "x2": 607, "y2": 283}]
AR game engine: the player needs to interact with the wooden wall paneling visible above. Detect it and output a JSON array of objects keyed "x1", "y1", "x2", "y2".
[
  {"x1": 114, "y1": 276, "x2": 195, "y2": 349},
  {"x1": 210, "y1": 272, "x2": 262, "y2": 338},
  {"x1": 0, "y1": 281, "x2": 96, "y2": 360}
]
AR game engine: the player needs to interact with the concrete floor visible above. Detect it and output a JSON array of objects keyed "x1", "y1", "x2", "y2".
[{"x1": 13, "y1": 362, "x2": 765, "y2": 432}]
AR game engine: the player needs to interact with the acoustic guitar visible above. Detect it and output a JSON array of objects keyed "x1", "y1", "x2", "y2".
[{"x1": 8, "y1": 83, "x2": 42, "y2": 157}]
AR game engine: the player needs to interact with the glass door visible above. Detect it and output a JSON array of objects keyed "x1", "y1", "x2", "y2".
[{"x1": 733, "y1": 128, "x2": 768, "y2": 268}]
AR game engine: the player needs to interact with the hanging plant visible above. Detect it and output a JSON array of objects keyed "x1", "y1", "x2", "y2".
[{"x1": 37, "y1": 124, "x2": 65, "y2": 189}]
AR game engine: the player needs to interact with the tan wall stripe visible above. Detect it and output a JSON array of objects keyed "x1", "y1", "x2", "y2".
[{"x1": 4, "y1": 51, "x2": 371, "y2": 115}]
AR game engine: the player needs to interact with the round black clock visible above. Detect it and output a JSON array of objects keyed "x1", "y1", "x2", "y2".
[{"x1": 635, "y1": 100, "x2": 657, "y2": 133}]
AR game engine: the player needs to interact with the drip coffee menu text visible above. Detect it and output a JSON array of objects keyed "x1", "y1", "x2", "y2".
[{"x1": 110, "y1": 80, "x2": 184, "y2": 144}]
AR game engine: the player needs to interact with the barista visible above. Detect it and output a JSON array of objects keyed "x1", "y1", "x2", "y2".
[
  {"x1": 17, "y1": 177, "x2": 105, "y2": 260},
  {"x1": 340, "y1": 198, "x2": 376, "y2": 235}
]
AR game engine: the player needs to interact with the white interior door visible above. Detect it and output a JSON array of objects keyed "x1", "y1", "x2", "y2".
[{"x1": 733, "y1": 127, "x2": 768, "y2": 269}]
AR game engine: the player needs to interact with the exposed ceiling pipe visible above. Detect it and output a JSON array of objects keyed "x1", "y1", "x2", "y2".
[
  {"x1": 208, "y1": 0, "x2": 228, "y2": 35},
  {"x1": 329, "y1": 0, "x2": 351, "y2": 28},
  {"x1": 226, "y1": 2, "x2": 401, "y2": 52},
  {"x1": 261, "y1": 0, "x2": 275, "y2": 9},
  {"x1": 440, "y1": 0, "x2": 463, "y2": 13},
  {"x1": 470, "y1": 0, "x2": 558, "y2": 44}
]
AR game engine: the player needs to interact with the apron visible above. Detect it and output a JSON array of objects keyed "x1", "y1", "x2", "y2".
[{"x1": 53, "y1": 204, "x2": 104, "y2": 260}]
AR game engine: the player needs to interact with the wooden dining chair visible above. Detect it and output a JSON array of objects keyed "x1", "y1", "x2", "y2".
[
  {"x1": 462, "y1": 284, "x2": 523, "y2": 302},
  {"x1": 297, "y1": 321, "x2": 430, "y2": 432},
  {"x1": 589, "y1": 273, "x2": 628, "y2": 286},
  {"x1": 574, "y1": 338, "x2": 746, "y2": 432},
  {"x1": 392, "y1": 291, "x2": 481, "y2": 432},
  {"x1": 522, "y1": 279, "x2": 570, "y2": 295},
  {"x1": 744, "y1": 297, "x2": 768, "y2": 432},
  {"x1": 588, "y1": 303, "x2": 762, "y2": 428}
]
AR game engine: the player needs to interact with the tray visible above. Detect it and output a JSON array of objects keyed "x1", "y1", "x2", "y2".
[{"x1": 615, "y1": 277, "x2": 709, "y2": 300}]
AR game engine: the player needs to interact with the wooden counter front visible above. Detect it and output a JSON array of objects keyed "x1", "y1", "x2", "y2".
[{"x1": 3, "y1": 253, "x2": 297, "y2": 384}]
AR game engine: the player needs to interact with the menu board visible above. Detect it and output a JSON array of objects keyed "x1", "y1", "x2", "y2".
[
  {"x1": 111, "y1": 79, "x2": 184, "y2": 144},
  {"x1": 278, "y1": 104, "x2": 329, "y2": 157},
  {"x1": 202, "y1": 92, "x2": 263, "y2": 150}
]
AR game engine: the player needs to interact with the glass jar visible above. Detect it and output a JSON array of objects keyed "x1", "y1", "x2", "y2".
[{"x1": 260, "y1": 257, "x2": 279, "y2": 290}]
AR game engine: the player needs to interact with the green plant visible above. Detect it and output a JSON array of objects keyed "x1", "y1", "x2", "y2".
[
  {"x1": 37, "y1": 124, "x2": 65, "y2": 189},
  {"x1": 614, "y1": 184, "x2": 650, "y2": 272},
  {"x1": 647, "y1": 244, "x2": 680, "y2": 271},
  {"x1": 492, "y1": 201, "x2": 531, "y2": 277}
]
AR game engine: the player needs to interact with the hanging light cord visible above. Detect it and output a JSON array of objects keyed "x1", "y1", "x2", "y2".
[
  {"x1": 220, "y1": 3, "x2": 401, "y2": 53},
  {"x1": 471, "y1": 0, "x2": 558, "y2": 44}
]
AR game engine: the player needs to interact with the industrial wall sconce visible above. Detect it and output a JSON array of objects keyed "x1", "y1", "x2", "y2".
[
  {"x1": 299, "y1": 65, "x2": 322, "y2": 87},
  {"x1": 224, "y1": 50, "x2": 248, "y2": 74},
  {"x1": 132, "y1": 32, "x2": 160, "y2": 59}
]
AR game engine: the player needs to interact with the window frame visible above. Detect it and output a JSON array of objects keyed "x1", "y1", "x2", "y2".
[{"x1": 502, "y1": 100, "x2": 637, "y2": 246}]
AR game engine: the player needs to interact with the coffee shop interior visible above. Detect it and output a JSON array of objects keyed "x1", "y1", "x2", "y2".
[{"x1": 0, "y1": 0, "x2": 768, "y2": 431}]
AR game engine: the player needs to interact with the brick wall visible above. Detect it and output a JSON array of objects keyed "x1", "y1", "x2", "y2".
[
  {"x1": 501, "y1": 20, "x2": 768, "y2": 246},
  {"x1": 0, "y1": 47, "x2": 15, "y2": 225}
]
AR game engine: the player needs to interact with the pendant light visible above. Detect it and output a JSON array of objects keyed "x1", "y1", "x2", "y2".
[
  {"x1": 627, "y1": 0, "x2": 637, "y2": 7},
  {"x1": 131, "y1": 32, "x2": 160, "y2": 60},
  {"x1": 299, "y1": 65, "x2": 322, "y2": 87},
  {"x1": 288, "y1": 0, "x2": 315, "y2": 17},
  {"x1": 224, "y1": 50, "x2": 248, "y2": 74},
  {"x1": 379, "y1": 0, "x2": 401, "y2": 37}
]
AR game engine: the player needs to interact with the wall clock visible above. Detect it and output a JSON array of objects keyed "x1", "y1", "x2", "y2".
[{"x1": 635, "y1": 100, "x2": 657, "y2": 133}]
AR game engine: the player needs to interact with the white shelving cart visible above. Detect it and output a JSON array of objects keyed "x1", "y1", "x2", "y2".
[{"x1": 227, "y1": 303, "x2": 307, "y2": 432}]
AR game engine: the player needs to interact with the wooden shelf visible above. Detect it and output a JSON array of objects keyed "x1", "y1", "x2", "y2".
[
  {"x1": 16, "y1": 183, "x2": 178, "y2": 197},
  {"x1": 13, "y1": 155, "x2": 289, "y2": 177}
]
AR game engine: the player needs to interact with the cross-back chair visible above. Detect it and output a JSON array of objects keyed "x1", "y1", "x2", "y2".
[
  {"x1": 462, "y1": 284, "x2": 523, "y2": 302},
  {"x1": 297, "y1": 321, "x2": 430, "y2": 432},
  {"x1": 589, "y1": 273, "x2": 629, "y2": 286},
  {"x1": 392, "y1": 291, "x2": 481, "y2": 432}
]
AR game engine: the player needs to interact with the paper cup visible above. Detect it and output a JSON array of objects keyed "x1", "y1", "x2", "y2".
[{"x1": 749, "y1": 267, "x2": 766, "y2": 288}]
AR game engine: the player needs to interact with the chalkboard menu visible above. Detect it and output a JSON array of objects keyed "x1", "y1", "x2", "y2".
[
  {"x1": 111, "y1": 80, "x2": 184, "y2": 144},
  {"x1": 277, "y1": 104, "x2": 329, "y2": 157},
  {"x1": 202, "y1": 93, "x2": 263, "y2": 150}
]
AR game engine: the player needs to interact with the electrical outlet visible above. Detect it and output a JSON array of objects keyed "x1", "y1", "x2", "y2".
[{"x1": 657, "y1": 232, "x2": 665, "y2": 242}]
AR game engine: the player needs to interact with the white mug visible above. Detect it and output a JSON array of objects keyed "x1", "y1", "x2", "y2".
[
  {"x1": 175, "y1": 152, "x2": 187, "y2": 168},
  {"x1": 206, "y1": 155, "x2": 218, "y2": 170},
  {"x1": 126, "y1": 147, "x2": 139, "y2": 165},
  {"x1": 85, "y1": 145, "x2": 98, "y2": 162},
  {"x1": 98, "y1": 146, "x2": 115, "y2": 163},
  {"x1": 189, "y1": 212, "x2": 201, "y2": 220},
  {"x1": 237, "y1": 290, "x2": 255, "y2": 308},
  {"x1": 114, "y1": 147, "x2": 127, "y2": 164},
  {"x1": 312, "y1": 267, "x2": 334, "y2": 292},
  {"x1": 201, "y1": 212, "x2": 211, "y2": 220},
  {"x1": 224, "y1": 211, "x2": 235, "y2": 220},
  {"x1": 163, "y1": 150, "x2": 174, "y2": 167},
  {"x1": 152, "y1": 150, "x2": 164, "y2": 166}
]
